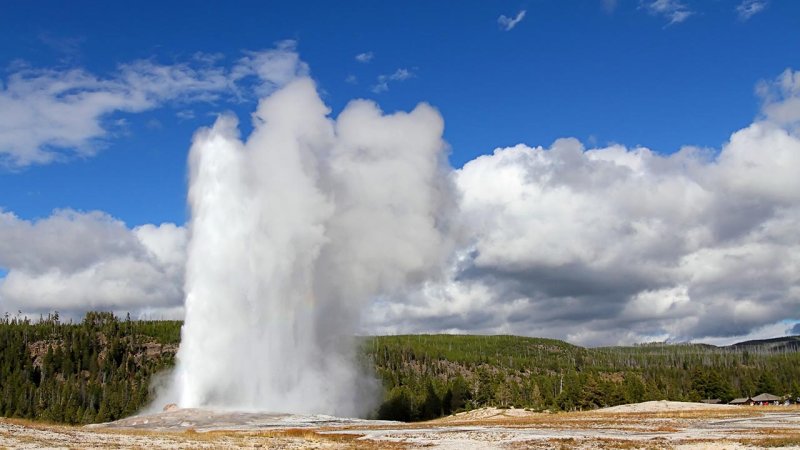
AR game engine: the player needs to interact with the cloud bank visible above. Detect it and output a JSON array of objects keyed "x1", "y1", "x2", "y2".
[
  {"x1": 0, "y1": 210, "x2": 185, "y2": 319},
  {"x1": 0, "y1": 41, "x2": 304, "y2": 167},
  {"x1": 367, "y1": 68, "x2": 800, "y2": 346},
  {"x1": 1, "y1": 43, "x2": 798, "y2": 347}
]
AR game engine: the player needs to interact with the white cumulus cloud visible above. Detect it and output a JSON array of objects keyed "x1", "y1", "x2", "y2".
[
  {"x1": 0, "y1": 210, "x2": 186, "y2": 320},
  {"x1": 366, "y1": 69, "x2": 800, "y2": 346},
  {"x1": 231, "y1": 40, "x2": 309, "y2": 97},
  {"x1": 758, "y1": 68, "x2": 800, "y2": 131},
  {"x1": 0, "y1": 41, "x2": 307, "y2": 168},
  {"x1": 3, "y1": 42, "x2": 799, "y2": 350}
]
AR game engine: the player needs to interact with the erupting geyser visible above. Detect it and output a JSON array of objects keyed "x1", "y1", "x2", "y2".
[{"x1": 165, "y1": 77, "x2": 455, "y2": 416}]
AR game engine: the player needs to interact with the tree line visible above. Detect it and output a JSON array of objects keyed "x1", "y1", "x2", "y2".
[
  {"x1": 0, "y1": 312, "x2": 178, "y2": 424},
  {"x1": 364, "y1": 334, "x2": 800, "y2": 420},
  {"x1": 1, "y1": 313, "x2": 798, "y2": 424}
]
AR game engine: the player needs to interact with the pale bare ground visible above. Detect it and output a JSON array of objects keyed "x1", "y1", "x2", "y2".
[
  {"x1": 0, "y1": 417, "x2": 384, "y2": 449},
  {"x1": 2, "y1": 402, "x2": 800, "y2": 449}
]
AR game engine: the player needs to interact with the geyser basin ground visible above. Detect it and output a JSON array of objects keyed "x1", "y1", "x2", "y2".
[
  {"x1": 3, "y1": 402, "x2": 798, "y2": 449},
  {"x1": 87, "y1": 408, "x2": 395, "y2": 432}
]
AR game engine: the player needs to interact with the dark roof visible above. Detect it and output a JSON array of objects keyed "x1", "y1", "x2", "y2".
[
  {"x1": 751, "y1": 393, "x2": 781, "y2": 402},
  {"x1": 729, "y1": 398, "x2": 750, "y2": 404}
]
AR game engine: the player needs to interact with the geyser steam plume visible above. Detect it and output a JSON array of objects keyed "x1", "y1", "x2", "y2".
[{"x1": 167, "y1": 77, "x2": 455, "y2": 416}]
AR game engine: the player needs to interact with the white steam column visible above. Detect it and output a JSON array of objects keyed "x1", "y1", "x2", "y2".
[{"x1": 169, "y1": 77, "x2": 455, "y2": 416}]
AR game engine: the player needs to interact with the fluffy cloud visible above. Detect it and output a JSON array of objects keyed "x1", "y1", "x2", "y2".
[
  {"x1": 497, "y1": 10, "x2": 526, "y2": 31},
  {"x1": 0, "y1": 41, "x2": 306, "y2": 167},
  {"x1": 3, "y1": 43, "x2": 798, "y2": 349},
  {"x1": 367, "y1": 70, "x2": 800, "y2": 346},
  {"x1": 0, "y1": 210, "x2": 186, "y2": 320},
  {"x1": 231, "y1": 41, "x2": 309, "y2": 97},
  {"x1": 758, "y1": 68, "x2": 800, "y2": 131}
]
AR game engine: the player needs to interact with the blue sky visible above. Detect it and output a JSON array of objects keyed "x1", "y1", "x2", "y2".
[
  {"x1": 1, "y1": 1, "x2": 799, "y2": 345},
  {"x1": 2, "y1": 0, "x2": 798, "y2": 226}
]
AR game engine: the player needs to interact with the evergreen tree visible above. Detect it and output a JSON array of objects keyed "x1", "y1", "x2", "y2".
[
  {"x1": 420, "y1": 382, "x2": 442, "y2": 420},
  {"x1": 757, "y1": 372, "x2": 779, "y2": 395}
]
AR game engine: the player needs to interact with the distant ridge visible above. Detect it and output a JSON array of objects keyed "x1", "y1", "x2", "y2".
[{"x1": 725, "y1": 335, "x2": 800, "y2": 353}]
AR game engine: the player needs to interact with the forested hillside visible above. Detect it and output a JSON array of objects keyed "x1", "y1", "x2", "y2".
[
  {"x1": 1, "y1": 313, "x2": 799, "y2": 424},
  {"x1": 0, "y1": 312, "x2": 178, "y2": 424},
  {"x1": 364, "y1": 335, "x2": 800, "y2": 420}
]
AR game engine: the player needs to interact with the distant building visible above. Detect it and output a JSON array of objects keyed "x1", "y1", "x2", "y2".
[
  {"x1": 730, "y1": 393, "x2": 782, "y2": 406},
  {"x1": 751, "y1": 393, "x2": 781, "y2": 405}
]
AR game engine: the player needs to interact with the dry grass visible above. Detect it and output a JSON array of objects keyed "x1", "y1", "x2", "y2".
[
  {"x1": 738, "y1": 432, "x2": 800, "y2": 447},
  {"x1": 418, "y1": 410, "x2": 726, "y2": 435},
  {"x1": 534, "y1": 437, "x2": 670, "y2": 450},
  {"x1": 751, "y1": 427, "x2": 800, "y2": 436},
  {"x1": 550, "y1": 437, "x2": 578, "y2": 450},
  {"x1": 432, "y1": 405, "x2": 775, "y2": 427},
  {"x1": 156, "y1": 427, "x2": 408, "y2": 449},
  {"x1": 85, "y1": 425, "x2": 195, "y2": 442},
  {"x1": 588, "y1": 409, "x2": 753, "y2": 421},
  {"x1": 253, "y1": 428, "x2": 406, "y2": 449},
  {"x1": 589, "y1": 438, "x2": 670, "y2": 449},
  {"x1": 4, "y1": 416, "x2": 71, "y2": 429}
]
